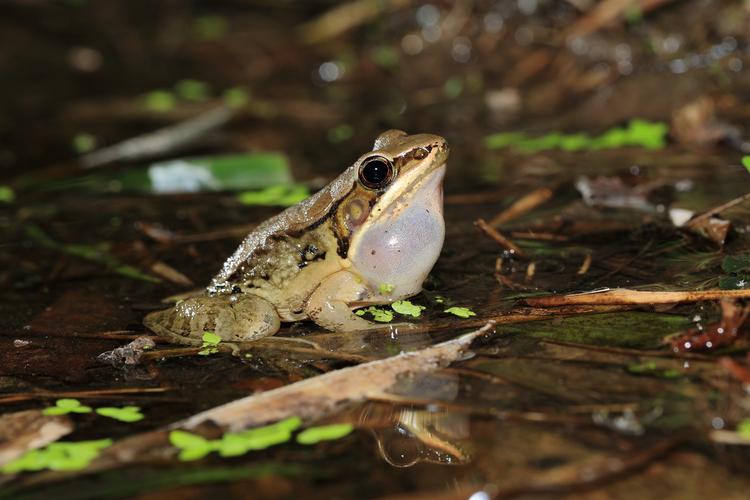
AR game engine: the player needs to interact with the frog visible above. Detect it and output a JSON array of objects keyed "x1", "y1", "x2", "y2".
[{"x1": 143, "y1": 130, "x2": 449, "y2": 345}]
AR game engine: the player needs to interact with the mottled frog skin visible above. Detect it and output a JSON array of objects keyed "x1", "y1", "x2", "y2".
[{"x1": 144, "y1": 130, "x2": 449, "y2": 344}]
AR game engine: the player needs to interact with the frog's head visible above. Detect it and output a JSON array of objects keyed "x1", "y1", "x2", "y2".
[{"x1": 337, "y1": 130, "x2": 448, "y2": 298}]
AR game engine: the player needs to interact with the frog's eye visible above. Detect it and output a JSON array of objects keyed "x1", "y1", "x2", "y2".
[{"x1": 358, "y1": 156, "x2": 394, "y2": 190}]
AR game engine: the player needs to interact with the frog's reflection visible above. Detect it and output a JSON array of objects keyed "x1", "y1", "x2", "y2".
[{"x1": 358, "y1": 403, "x2": 472, "y2": 467}]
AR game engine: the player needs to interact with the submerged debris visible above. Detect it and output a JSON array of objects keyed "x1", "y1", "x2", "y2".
[
  {"x1": 97, "y1": 337, "x2": 157, "y2": 367},
  {"x1": 0, "y1": 411, "x2": 73, "y2": 469}
]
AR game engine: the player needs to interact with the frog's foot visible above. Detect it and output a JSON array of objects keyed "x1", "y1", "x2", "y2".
[
  {"x1": 305, "y1": 270, "x2": 418, "y2": 332},
  {"x1": 143, "y1": 293, "x2": 281, "y2": 345}
]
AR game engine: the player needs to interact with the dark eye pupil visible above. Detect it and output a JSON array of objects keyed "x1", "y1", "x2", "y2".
[{"x1": 359, "y1": 158, "x2": 393, "y2": 188}]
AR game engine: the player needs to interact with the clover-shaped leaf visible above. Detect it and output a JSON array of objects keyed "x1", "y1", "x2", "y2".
[
  {"x1": 1, "y1": 439, "x2": 112, "y2": 473},
  {"x1": 296, "y1": 424, "x2": 354, "y2": 445},
  {"x1": 199, "y1": 331, "x2": 222, "y2": 355},
  {"x1": 355, "y1": 306, "x2": 394, "y2": 323},
  {"x1": 169, "y1": 417, "x2": 302, "y2": 461},
  {"x1": 95, "y1": 406, "x2": 144, "y2": 423},
  {"x1": 169, "y1": 430, "x2": 217, "y2": 462},
  {"x1": 391, "y1": 300, "x2": 426, "y2": 318},
  {"x1": 42, "y1": 399, "x2": 93, "y2": 416},
  {"x1": 444, "y1": 306, "x2": 476, "y2": 318}
]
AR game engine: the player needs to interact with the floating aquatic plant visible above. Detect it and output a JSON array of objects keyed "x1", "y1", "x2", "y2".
[
  {"x1": 485, "y1": 119, "x2": 668, "y2": 152},
  {"x1": 444, "y1": 306, "x2": 476, "y2": 318}
]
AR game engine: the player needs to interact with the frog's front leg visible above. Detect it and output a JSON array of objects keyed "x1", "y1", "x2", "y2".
[
  {"x1": 304, "y1": 271, "x2": 378, "y2": 331},
  {"x1": 305, "y1": 270, "x2": 412, "y2": 332}
]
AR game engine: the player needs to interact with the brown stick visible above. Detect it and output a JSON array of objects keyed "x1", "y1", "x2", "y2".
[
  {"x1": 526, "y1": 288, "x2": 750, "y2": 307},
  {"x1": 489, "y1": 187, "x2": 554, "y2": 227},
  {"x1": 685, "y1": 191, "x2": 750, "y2": 229},
  {"x1": 0, "y1": 387, "x2": 170, "y2": 405},
  {"x1": 475, "y1": 218, "x2": 526, "y2": 258},
  {"x1": 563, "y1": 0, "x2": 677, "y2": 40}
]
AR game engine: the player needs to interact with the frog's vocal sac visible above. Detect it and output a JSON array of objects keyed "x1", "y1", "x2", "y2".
[{"x1": 144, "y1": 130, "x2": 449, "y2": 345}]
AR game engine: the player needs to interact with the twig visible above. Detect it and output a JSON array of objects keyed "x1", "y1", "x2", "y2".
[
  {"x1": 710, "y1": 430, "x2": 750, "y2": 446},
  {"x1": 178, "y1": 321, "x2": 496, "y2": 431},
  {"x1": 526, "y1": 288, "x2": 750, "y2": 307},
  {"x1": 81, "y1": 106, "x2": 233, "y2": 168},
  {"x1": 685, "y1": 191, "x2": 750, "y2": 229},
  {"x1": 0, "y1": 387, "x2": 170, "y2": 405},
  {"x1": 475, "y1": 218, "x2": 526, "y2": 258},
  {"x1": 489, "y1": 187, "x2": 554, "y2": 227},
  {"x1": 577, "y1": 254, "x2": 592, "y2": 275},
  {"x1": 298, "y1": 0, "x2": 411, "y2": 44},
  {"x1": 510, "y1": 231, "x2": 568, "y2": 242},
  {"x1": 563, "y1": 0, "x2": 677, "y2": 40}
]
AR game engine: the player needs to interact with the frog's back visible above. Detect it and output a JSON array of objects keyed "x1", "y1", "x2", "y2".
[{"x1": 208, "y1": 165, "x2": 356, "y2": 295}]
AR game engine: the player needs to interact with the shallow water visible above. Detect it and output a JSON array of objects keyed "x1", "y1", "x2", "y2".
[{"x1": 2, "y1": 2, "x2": 750, "y2": 499}]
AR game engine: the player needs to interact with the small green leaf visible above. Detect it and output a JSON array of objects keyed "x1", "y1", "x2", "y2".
[
  {"x1": 661, "y1": 368, "x2": 683, "y2": 379},
  {"x1": 144, "y1": 90, "x2": 177, "y2": 112},
  {"x1": 371, "y1": 45, "x2": 399, "y2": 68},
  {"x1": 178, "y1": 446, "x2": 216, "y2": 462},
  {"x1": 626, "y1": 361, "x2": 658, "y2": 373},
  {"x1": 170, "y1": 417, "x2": 302, "y2": 461},
  {"x1": 175, "y1": 79, "x2": 211, "y2": 102},
  {"x1": 198, "y1": 331, "x2": 222, "y2": 356},
  {"x1": 218, "y1": 433, "x2": 250, "y2": 457},
  {"x1": 1, "y1": 439, "x2": 112, "y2": 473},
  {"x1": 626, "y1": 361, "x2": 682, "y2": 379},
  {"x1": 485, "y1": 119, "x2": 668, "y2": 153},
  {"x1": 443, "y1": 76, "x2": 463, "y2": 99},
  {"x1": 357, "y1": 306, "x2": 394, "y2": 323},
  {"x1": 738, "y1": 419, "x2": 750, "y2": 439},
  {"x1": 742, "y1": 156, "x2": 750, "y2": 173},
  {"x1": 95, "y1": 406, "x2": 144, "y2": 423},
  {"x1": 56, "y1": 398, "x2": 84, "y2": 409},
  {"x1": 202, "y1": 331, "x2": 222, "y2": 346},
  {"x1": 391, "y1": 300, "x2": 426, "y2": 318},
  {"x1": 194, "y1": 15, "x2": 227, "y2": 40},
  {"x1": 275, "y1": 416, "x2": 303, "y2": 432},
  {"x1": 0, "y1": 186, "x2": 14, "y2": 203},
  {"x1": 378, "y1": 283, "x2": 395, "y2": 295},
  {"x1": 169, "y1": 430, "x2": 210, "y2": 449},
  {"x1": 72, "y1": 133, "x2": 96, "y2": 154},
  {"x1": 223, "y1": 87, "x2": 250, "y2": 109},
  {"x1": 444, "y1": 306, "x2": 476, "y2": 318},
  {"x1": 42, "y1": 398, "x2": 92, "y2": 416},
  {"x1": 296, "y1": 423, "x2": 354, "y2": 445}
]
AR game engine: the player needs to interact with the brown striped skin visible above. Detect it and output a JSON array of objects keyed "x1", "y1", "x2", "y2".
[{"x1": 144, "y1": 130, "x2": 448, "y2": 345}]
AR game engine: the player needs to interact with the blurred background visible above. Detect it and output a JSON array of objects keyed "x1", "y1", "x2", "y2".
[
  {"x1": 2, "y1": 0, "x2": 748, "y2": 181},
  {"x1": 2, "y1": 2, "x2": 750, "y2": 499}
]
